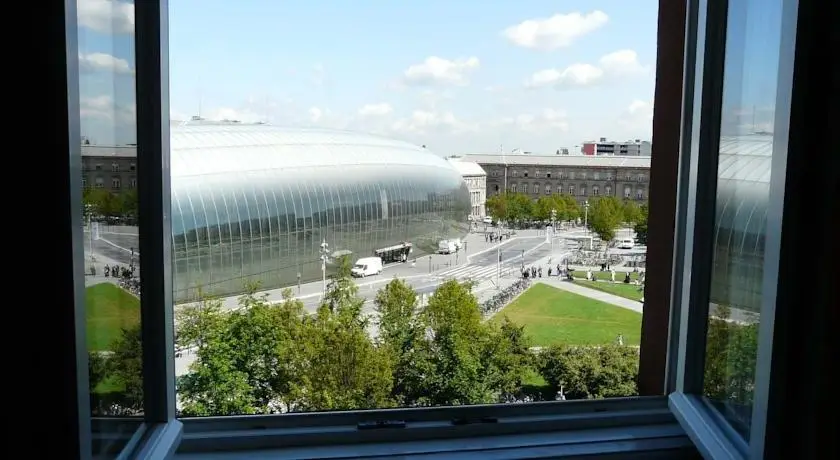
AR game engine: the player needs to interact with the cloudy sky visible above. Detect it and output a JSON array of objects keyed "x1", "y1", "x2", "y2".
[{"x1": 78, "y1": 0, "x2": 663, "y2": 153}]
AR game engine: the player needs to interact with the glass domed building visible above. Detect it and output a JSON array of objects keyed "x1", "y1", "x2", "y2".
[
  {"x1": 170, "y1": 122, "x2": 470, "y2": 302},
  {"x1": 709, "y1": 135, "x2": 774, "y2": 312}
]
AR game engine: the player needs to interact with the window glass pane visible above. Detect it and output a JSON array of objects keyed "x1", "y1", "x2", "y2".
[
  {"x1": 169, "y1": 1, "x2": 656, "y2": 417},
  {"x1": 77, "y1": 0, "x2": 143, "y2": 453},
  {"x1": 703, "y1": 0, "x2": 784, "y2": 440}
]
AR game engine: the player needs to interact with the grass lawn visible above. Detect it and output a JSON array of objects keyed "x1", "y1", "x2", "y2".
[
  {"x1": 495, "y1": 283, "x2": 641, "y2": 347},
  {"x1": 575, "y1": 280, "x2": 645, "y2": 302},
  {"x1": 86, "y1": 283, "x2": 140, "y2": 352},
  {"x1": 571, "y1": 270, "x2": 642, "y2": 281}
]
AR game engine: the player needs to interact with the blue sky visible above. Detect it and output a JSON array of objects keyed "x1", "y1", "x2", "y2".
[{"x1": 78, "y1": 0, "x2": 666, "y2": 153}]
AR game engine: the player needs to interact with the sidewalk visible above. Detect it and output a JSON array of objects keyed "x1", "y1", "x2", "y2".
[{"x1": 536, "y1": 278, "x2": 643, "y2": 314}]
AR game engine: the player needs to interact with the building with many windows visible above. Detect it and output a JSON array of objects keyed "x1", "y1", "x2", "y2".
[
  {"x1": 582, "y1": 137, "x2": 652, "y2": 156},
  {"x1": 168, "y1": 122, "x2": 470, "y2": 301},
  {"x1": 81, "y1": 145, "x2": 138, "y2": 192},
  {"x1": 463, "y1": 154, "x2": 651, "y2": 204},
  {"x1": 447, "y1": 158, "x2": 487, "y2": 220}
]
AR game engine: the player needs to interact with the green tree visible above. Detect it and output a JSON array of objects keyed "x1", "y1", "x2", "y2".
[
  {"x1": 88, "y1": 351, "x2": 109, "y2": 391},
  {"x1": 174, "y1": 289, "x2": 225, "y2": 352},
  {"x1": 558, "y1": 194, "x2": 581, "y2": 222},
  {"x1": 374, "y1": 278, "x2": 421, "y2": 404},
  {"x1": 108, "y1": 324, "x2": 145, "y2": 413},
  {"x1": 538, "y1": 345, "x2": 639, "y2": 399},
  {"x1": 178, "y1": 285, "x2": 309, "y2": 416},
  {"x1": 506, "y1": 193, "x2": 534, "y2": 224},
  {"x1": 485, "y1": 193, "x2": 508, "y2": 222},
  {"x1": 404, "y1": 280, "x2": 500, "y2": 406},
  {"x1": 483, "y1": 317, "x2": 532, "y2": 399},
  {"x1": 303, "y1": 262, "x2": 395, "y2": 410},
  {"x1": 703, "y1": 306, "x2": 759, "y2": 406},
  {"x1": 120, "y1": 189, "x2": 138, "y2": 218},
  {"x1": 633, "y1": 204, "x2": 649, "y2": 245},
  {"x1": 622, "y1": 200, "x2": 642, "y2": 225},
  {"x1": 588, "y1": 196, "x2": 624, "y2": 242}
]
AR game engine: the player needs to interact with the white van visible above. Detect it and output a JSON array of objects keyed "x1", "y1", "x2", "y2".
[
  {"x1": 351, "y1": 256, "x2": 383, "y2": 277},
  {"x1": 437, "y1": 240, "x2": 457, "y2": 254},
  {"x1": 617, "y1": 238, "x2": 635, "y2": 249}
]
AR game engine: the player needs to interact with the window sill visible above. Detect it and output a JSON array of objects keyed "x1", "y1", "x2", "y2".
[{"x1": 172, "y1": 397, "x2": 699, "y2": 459}]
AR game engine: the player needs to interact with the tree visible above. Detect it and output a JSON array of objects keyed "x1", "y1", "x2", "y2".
[
  {"x1": 633, "y1": 204, "x2": 649, "y2": 245},
  {"x1": 174, "y1": 289, "x2": 225, "y2": 352},
  {"x1": 88, "y1": 352, "x2": 109, "y2": 392},
  {"x1": 622, "y1": 200, "x2": 642, "y2": 225},
  {"x1": 108, "y1": 324, "x2": 145, "y2": 413},
  {"x1": 703, "y1": 306, "x2": 759, "y2": 407},
  {"x1": 538, "y1": 345, "x2": 639, "y2": 399},
  {"x1": 587, "y1": 196, "x2": 624, "y2": 242},
  {"x1": 505, "y1": 193, "x2": 533, "y2": 224},
  {"x1": 178, "y1": 285, "x2": 310, "y2": 416},
  {"x1": 374, "y1": 278, "x2": 422, "y2": 404},
  {"x1": 303, "y1": 261, "x2": 395, "y2": 410},
  {"x1": 558, "y1": 194, "x2": 581, "y2": 222},
  {"x1": 483, "y1": 317, "x2": 532, "y2": 399},
  {"x1": 485, "y1": 193, "x2": 509, "y2": 222}
]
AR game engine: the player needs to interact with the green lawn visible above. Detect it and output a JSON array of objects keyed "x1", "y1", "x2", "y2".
[
  {"x1": 571, "y1": 270, "x2": 641, "y2": 281},
  {"x1": 86, "y1": 283, "x2": 140, "y2": 352},
  {"x1": 495, "y1": 283, "x2": 642, "y2": 347},
  {"x1": 575, "y1": 280, "x2": 645, "y2": 302}
]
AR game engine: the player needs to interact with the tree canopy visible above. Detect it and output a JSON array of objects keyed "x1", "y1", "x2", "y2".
[{"x1": 486, "y1": 192, "x2": 581, "y2": 224}]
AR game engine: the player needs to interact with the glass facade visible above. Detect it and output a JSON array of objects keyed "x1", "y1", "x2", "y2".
[{"x1": 170, "y1": 124, "x2": 471, "y2": 302}]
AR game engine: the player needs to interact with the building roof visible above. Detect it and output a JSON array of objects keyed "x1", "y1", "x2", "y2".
[
  {"x1": 462, "y1": 153, "x2": 651, "y2": 169},
  {"x1": 165, "y1": 124, "x2": 456, "y2": 178},
  {"x1": 447, "y1": 158, "x2": 486, "y2": 176}
]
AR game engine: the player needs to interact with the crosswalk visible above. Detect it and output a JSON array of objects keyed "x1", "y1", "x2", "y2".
[{"x1": 434, "y1": 263, "x2": 507, "y2": 282}]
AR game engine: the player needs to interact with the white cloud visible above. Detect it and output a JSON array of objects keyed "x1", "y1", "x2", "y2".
[
  {"x1": 525, "y1": 49, "x2": 648, "y2": 89},
  {"x1": 503, "y1": 11, "x2": 609, "y2": 50},
  {"x1": 77, "y1": 0, "x2": 135, "y2": 34},
  {"x1": 79, "y1": 52, "x2": 133, "y2": 74},
  {"x1": 499, "y1": 109, "x2": 570, "y2": 133},
  {"x1": 616, "y1": 99, "x2": 654, "y2": 138},
  {"x1": 357, "y1": 103, "x2": 393, "y2": 117},
  {"x1": 598, "y1": 50, "x2": 648, "y2": 76},
  {"x1": 389, "y1": 110, "x2": 478, "y2": 135},
  {"x1": 403, "y1": 56, "x2": 480, "y2": 86},
  {"x1": 80, "y1": 95, "x2": 136, "y2": 123}
]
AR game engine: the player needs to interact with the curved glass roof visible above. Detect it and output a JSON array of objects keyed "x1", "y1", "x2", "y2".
[
  {"x1": 170, "y1": 124, "x2": 457, "y2": 178},
  {"x1": 714, "y1": 134, "x2": 773, "y2": 257}
]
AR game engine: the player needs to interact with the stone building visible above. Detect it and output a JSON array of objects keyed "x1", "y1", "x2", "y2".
[
  {"x1": 81, "y1": 145, "x2": 138, "y2": 192},
  {"x1": 462, "y1": 154, "x2": 650, "y2": 204},
  {"x1": 447, "y1": 158, "x2": 487, "y2": 219}
]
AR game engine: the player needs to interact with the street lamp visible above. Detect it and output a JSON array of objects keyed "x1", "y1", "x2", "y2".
[
  {"x1": 550, "y1": 208, "x2": 557, "y2": 252},
  {"x1": 496, "y1": 222, "x2": 503, "y2": 288},
  {"x1": 584, "y1": 200, "x2": 591, "y2": 250},
  {"x1": 319, "y1": 239, "x2": 329, "y2": 297}
]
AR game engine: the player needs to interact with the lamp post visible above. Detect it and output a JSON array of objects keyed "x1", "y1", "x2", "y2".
[
  {"x1": 584, "y1": 200, "x2": 591, "y2": 250},
  {"x1": 550, "y1": 208, "x2": 557, "y2": 253},
  {"x1": 496, "y1": 222, "x2": 502, "y2": 288},
  {"x1": 319, "y1": 239, "x2": 329, "y2": 297}
]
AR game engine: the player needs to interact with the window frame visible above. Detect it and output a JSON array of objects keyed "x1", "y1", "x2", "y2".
[
  {"x1": 665, "y1": 0, "x2": 802, "y2": 458},
  {"x1": 56, "y1": 0, "x2": 777, "y2": 457}
]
